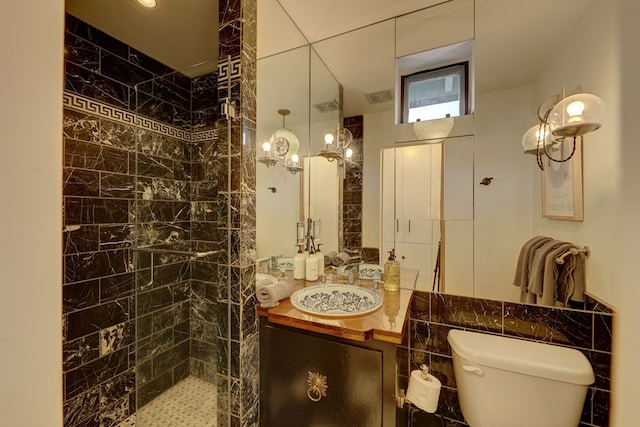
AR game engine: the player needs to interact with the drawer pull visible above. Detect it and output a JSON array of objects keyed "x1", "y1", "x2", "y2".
[{"x1": 307, "y1": 371, "x2": 328, "y2": 402}]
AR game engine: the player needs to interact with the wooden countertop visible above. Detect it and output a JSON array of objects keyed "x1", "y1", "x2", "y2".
[{"x1": 257, "y1": 268, "x2": 415, "y2": 344}]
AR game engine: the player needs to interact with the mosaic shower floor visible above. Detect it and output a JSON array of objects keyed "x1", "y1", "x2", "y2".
[{"x1": 118, "y1": 376, "x2": 216, "y2": 427}]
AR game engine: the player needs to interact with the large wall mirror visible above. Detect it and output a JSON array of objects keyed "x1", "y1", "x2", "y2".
[{"x1": 257, "y1": 0, "x2": 597, "y2": 304}]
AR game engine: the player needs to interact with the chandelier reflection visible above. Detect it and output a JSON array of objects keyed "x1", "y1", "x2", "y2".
[{"x1": 257, "y1": 109, "x2": 303, "y2": 175}]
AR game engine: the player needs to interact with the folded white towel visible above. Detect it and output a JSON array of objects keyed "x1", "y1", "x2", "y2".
[
  {"x1": 332, "y1": 252, "x2": 351, "y2": 266},
  {"x1": 256, "y1": 280, "x2": 294, "y2": 308}
]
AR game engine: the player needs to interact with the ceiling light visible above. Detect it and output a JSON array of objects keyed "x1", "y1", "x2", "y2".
[{"x1": 136, "y1": 0, "x2": 158, "y2": 9}]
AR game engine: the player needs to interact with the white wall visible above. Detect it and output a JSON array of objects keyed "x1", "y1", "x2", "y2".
[
  {"x1": 474, "y1": 85, "x2": 535, "y2": 301},
  {"x1": 0, "y1": 1, "x2": 64, "y2": 425},
  {"x1": 363, "y1": 110, "x2": 394, "y2": 248},
  {"x1": 532, "y1": 0, "x2": 621, "y2": 307},
  {"x1": 613, "y1": 1, "x2": 640, "y2": 424}
]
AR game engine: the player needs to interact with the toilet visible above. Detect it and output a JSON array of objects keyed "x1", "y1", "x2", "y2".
[{"x1": 447, "y1": 329, "x2": 594, "y2": 427}]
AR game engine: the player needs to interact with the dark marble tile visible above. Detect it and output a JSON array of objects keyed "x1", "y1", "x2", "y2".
[
  {"x1": 152, "y1": 340, "x2": 189, "y2": 377},
  {"x1": 432, "y1": 293, "x2": 503, "y2": 333},
  {"x1": 217, "y1": 338, "x2": 230, "y2": 375},
  {"x1": 593, "y1": 389, "x2": 610, "y2": 426},
  {"x1": 581, "y1": 387, "x2": 594, "y2": 424},
  {"x1": 65, "y1": 139, "x2": 130, "y2": 174},
  {"x1": 100, "y1": 369, "x2": 135, "y2": 410},
  {"x1": 100, "y1": 173, "x2": 135, "y2": 199},
  {"x1": 99, "y1": 272, "x2": 135, "y2": 303},
  {"x1": 150, "y1": 306, "x2": 174, "y2": 335},
  {"x1": 137, "y1": 371, "x2": 173, "y2": 408},
  {"x1": 134, "y1": 90, "x2": 176, "y2": 124},
  {"x1": 101, "y1": 51, "x2": 152, "y2": 87},
  {"x1": 66, "y1": 14, "x2": 129, "y2": 59},
  {"x1": 65, "y1": 347, "x2": 129, "y2": 400},
  {"x1": 63, "y1": 109, "x2": 100, "y2": 143},
  {"x1": 583, "y1": 350, "x2": 612, "y2": 390},
  {"x1": 409, "y1": 348, "x2": 429, "y2": 368},
  {"x1": 504, "y1": 303, "x2": 593, "y2": 349},
  {"x1": 231, "y1": 341, "x2": 241, "y2": 378},
  {"x1": 64, "y1": 32, "x2": 100, "y2": 72},
  {"x1": 64, "y1": 225, "x2": 100, "y2": 255},
  {"x1": 153, "y1": 76, "x2": 191, "y2": 112},
  {"x1": 230, "y1": 376, "x2": 241, "y2": 417},
  {"x1": 98, "y1": 226, "x2": 133, "y2": 255},
  {"x1": 64, "y1": 249, "x2": 131, "y2": 284},
  {"x1": 65, "y1": 298, "x2": 131, "y2": 341},
  {"x1": 99, "y1": 322, "x2": 134, "y2": 357},
  {"x1": 136, "y1": 154, "x2": 175, "y2": 180},
  {"x1": 136, "y1": 286, "x2": 173, "y2": 316},
  {"x1": 99, "y1": 119, "x2": 136, "y2": 151},
  {"x1": 65, "y1": 197, "x2": 130, "y2": 226},
  {"x1": 594, "y1": 314, "x2": 613, "y2": 352},
  {"x1": 63, "y1": 333, "x2": 100, "y2": 371},
  {"x1": 438, "y1": 387, "x2": 465, "y2": 424},
  {"x1": 230, "y1": 303, "x2": 241, "y2": 341},
  {"x1": 63, "y1": 279, "x2": 100, "y2": 313},
  {"x1": 430, "y1": 354, "x2": 456, "y2": 388},
  {"x1": 64, "y1": 168, "x2": 100, "y2": 197},
  {"x1": 65, "y1": 61, "x2": 130, "y2": 110},
  {"x1": 128, "y1": 48, "x2": 172, "y2": 78},
  {"x1": 584, "y1": 294, "x2": 614, "y2": 314},
  {"x1": 138, "y1": 327, "x2": 176, "y2": 362},
  {"x1": 63, "y1": 386, "x2": 100, "y2": 426},
  {"x1": 410, "y1": 291, "x2": 431, "y2": 321}
]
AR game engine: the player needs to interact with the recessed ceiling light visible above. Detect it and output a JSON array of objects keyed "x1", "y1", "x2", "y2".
[{"x1": 136, "y1": 0, "x2": 157, "y2": 9}]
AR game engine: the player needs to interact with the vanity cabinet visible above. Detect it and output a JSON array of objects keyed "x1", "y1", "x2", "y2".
[{"x1": 260, "y1": 322, "x2": 396, "y2": 426}]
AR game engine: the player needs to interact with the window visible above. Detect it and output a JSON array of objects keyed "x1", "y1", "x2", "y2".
[{"x1": 401, "y1": 62, "x2": 468, "y2": 123}]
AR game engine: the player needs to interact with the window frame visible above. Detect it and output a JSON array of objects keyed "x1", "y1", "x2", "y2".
[{"x1": 401, "y1": 62, "x2": 469, "y2": 124}]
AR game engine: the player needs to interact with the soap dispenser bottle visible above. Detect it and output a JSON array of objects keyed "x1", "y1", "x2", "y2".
[
  {"x1": 383, "y1": 249, "x2": 400, "y2": 291},
  {"x1": 306, "y1": 245, "x2": 319, "y2": 281},
  {"x1": 293, "y1": 245, "x2": 306, "y2": 280}
]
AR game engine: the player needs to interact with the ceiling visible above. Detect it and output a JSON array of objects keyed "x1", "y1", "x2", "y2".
[{"x1": 66, "y1": 0, "x2": 592, "y2": 103}]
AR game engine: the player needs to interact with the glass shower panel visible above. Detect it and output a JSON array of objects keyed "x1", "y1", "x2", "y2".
[{"x1": 132, "y1": 60, "x2": 221, "y2": 426}]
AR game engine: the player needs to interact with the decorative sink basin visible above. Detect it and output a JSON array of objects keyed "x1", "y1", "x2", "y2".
[
  {"x1": 290, "y1": 284, "x2": 382, "y2": 318},
  {"x1": 337, "y1": 263, "x2": 383, "y2": 280}
]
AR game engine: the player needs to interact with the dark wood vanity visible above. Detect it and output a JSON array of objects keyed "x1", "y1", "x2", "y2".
[{"x1": 258, "y1": 277, "x2": 413, "y2": 426}]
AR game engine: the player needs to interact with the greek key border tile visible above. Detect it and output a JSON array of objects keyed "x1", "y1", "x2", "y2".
[
  {"x1": 63, "y1": 92, "x2": 217, "y2": 141},
  {"x1": 217, "y1": 55, "x2": 242, "y2": 87}
]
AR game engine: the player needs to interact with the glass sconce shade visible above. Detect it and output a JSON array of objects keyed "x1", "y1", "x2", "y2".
[
  {"x1": 522, "y1": 124, "x2": 552, "y2": 154},
  {"x1": 268, "y1": 128, "x2": 299, "y2": 158},
  {"x1": 548, "y1": 93, "x2": 604, "y2": 137}
]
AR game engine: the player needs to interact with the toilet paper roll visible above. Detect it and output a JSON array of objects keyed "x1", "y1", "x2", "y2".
[{"x1": 406, "y1": 369, "x2": 441, "y2": 413}]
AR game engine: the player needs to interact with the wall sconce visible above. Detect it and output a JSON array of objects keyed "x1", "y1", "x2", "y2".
[
  {"x1": 523, "y1": 92, "x2": 604, "y2": 170},
  {"x1": 257, "y1": 109, "x2": 303, "y2": 174},
  {"x1": 317, "y1": 127, "x2": 354, "y2": 168}
]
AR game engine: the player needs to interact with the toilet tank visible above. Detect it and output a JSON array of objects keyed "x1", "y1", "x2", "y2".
[{"x1": 448, "y1": 330, "x2": 594, "y2": 427}]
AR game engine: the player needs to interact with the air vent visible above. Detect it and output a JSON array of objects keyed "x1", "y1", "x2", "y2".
[
  {"x1": 365, "y1": 89, "x2": 394, "y2": 104},
  {"x1": 314, "y1": 100, "x2": 339, "y2": 113}
]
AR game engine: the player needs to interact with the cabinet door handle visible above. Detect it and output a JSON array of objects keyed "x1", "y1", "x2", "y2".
[
  {"x1": 408, "y1": 219, "x2": 411, "y2": 232},
  {"x1": 396, "y1": 219, "x2": 399, "y2": 232},
  {"x1": 307, "y1": 371, "x2": 328, "y2": 402}
]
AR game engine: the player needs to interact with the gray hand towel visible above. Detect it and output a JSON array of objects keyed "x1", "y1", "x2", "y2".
[
  {"x1": 528, "y1": 240, "x2": 565, "y2": 300},
  {"x1": 513, "y1": 236, "x2": 552, "y2": 302},
  {"x1": 539, "y1": 242, "x2": 575, "y2": 306},
  {"x1": 256, "y1": 280, "x2": 294, "y2": 308},
  {"x1": 332, "y1": 252, "x2": 351, "y2": 266}
]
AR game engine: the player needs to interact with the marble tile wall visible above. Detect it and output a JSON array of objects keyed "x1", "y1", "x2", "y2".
[
  {"x1": 217, "y1": 0, "x2": 259, "y2": 426},
  {"x1": 63, "y1": 13, "x2": 221, "y2": 426},
  {"x1": 398, "y1": 291, "x2": 613, "y2": 427},
  {"x1": 342, "y1": 116, "x2": 363, "y2": 252}
]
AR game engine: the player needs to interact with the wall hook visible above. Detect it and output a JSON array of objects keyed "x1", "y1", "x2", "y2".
[
  {"x1": 479, "y1": 177, "x2": 494, "y2": 186},
  {"x1": 267, "y1": 187, "x2": 277, "y2": 193}
]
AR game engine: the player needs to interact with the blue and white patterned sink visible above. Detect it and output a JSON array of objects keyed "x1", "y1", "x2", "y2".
[
  {"x1": 290, "y1": 284, "x2": 382, "y2": 317},
  {"x1": 337, "y1": 263, "x2": 383, "y2": 280}
]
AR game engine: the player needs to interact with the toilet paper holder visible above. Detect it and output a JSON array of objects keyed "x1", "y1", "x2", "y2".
[{"x1": 396, "y1": 364, "x2": 433, "y2": 408}]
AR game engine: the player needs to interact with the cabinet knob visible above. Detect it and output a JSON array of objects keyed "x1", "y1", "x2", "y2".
[{"x1": 307, "y1": 371, "x2": 328, "y2": 402}]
